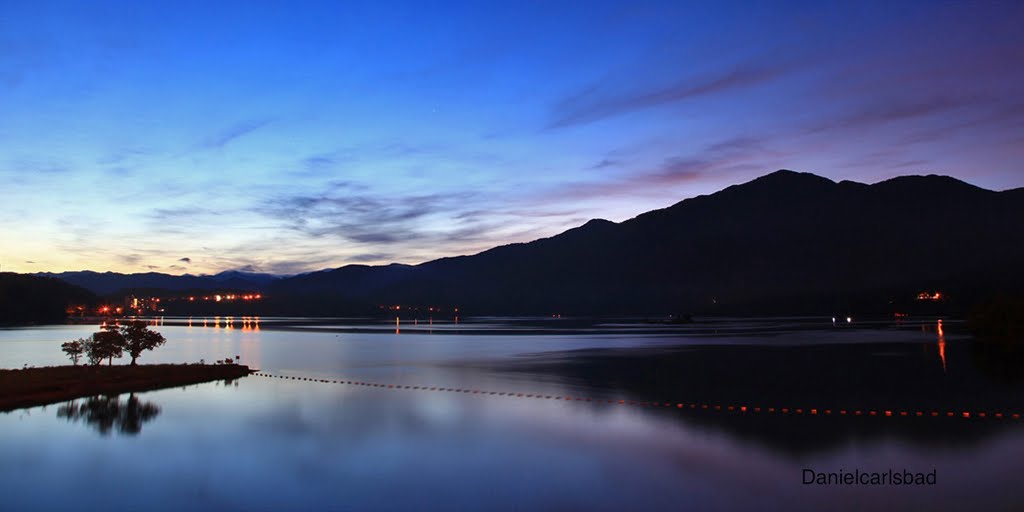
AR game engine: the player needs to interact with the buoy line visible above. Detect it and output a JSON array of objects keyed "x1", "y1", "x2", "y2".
[{"x1": 247, "y1": 372, "x2": 1022, "y2": 421}]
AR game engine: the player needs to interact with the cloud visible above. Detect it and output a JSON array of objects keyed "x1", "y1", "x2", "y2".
[
  {"x1": 549, "y1": 62, "x2": 794, "y2": 128},
  {"x1": 287, "y1": 142, "x2": 452, "y2": 178},
  {"x1": 147, "y1": 208, "x2": 225, "y2": 231},
  {"x1": 453, "y1": 208, "x2": 580, "y2": 221},
  {"x1": 118, "y1": 254, "x2": 143, "y2": 266},
  {"x1": 262, "y1": 191, "x2": 471, "y2": 245},
  {"x1": 1, "y1": 158, "x2": 71, "y2": 177},
  {"x1": 812, "y1": 95, "x2": 993, "y2": 134},
  {"x1": 96, "y1": 147, "x2": 153, "y2": 166},
  {"x1": 346, "y1": 253, "x2": 395, "y2": 263},
  {"x1": 178, "y1": 257, "x2": 191, "y2": 264},
  {"x1": 549, "y1": 136, "x2": 781, "y2": 201},
  {"x1": 199, "y1": 118, "x2": 273, "y2": 150},
  {"x1": 589, "y1": 159, "x2": 621, "y2": 170},
  {"x1": 105, "y1": 166, "x2": 136, "y2": 177},
  {"x1": 303, "y1": 155, "x2": 337, "y2": 169}
]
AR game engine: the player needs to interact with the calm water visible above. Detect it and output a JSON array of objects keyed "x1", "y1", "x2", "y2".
[{"x1": 2, "y1": 317, "x2": 1023, "y2": 511}]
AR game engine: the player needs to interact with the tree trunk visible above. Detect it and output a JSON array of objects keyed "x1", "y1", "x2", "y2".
[{"x1": 131, "y1": 356, "x2": 137, "y2": 366}]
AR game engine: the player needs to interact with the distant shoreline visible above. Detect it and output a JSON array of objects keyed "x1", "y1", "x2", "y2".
[{"x1": 0, "y1": 364, "x2": 252, "y2": 412}]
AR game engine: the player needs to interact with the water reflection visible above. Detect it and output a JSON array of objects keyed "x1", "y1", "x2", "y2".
[
  {"x1": 497, "y1": 340, "x2": 1024, "y2": 458},
  {"x1": 56, "y1": 393, "x2": 161, "y2": 436},
  {"x1": 935, "y1": 319, "x2": 947, "y2": 373},
  {"x1": 971, "y1": 337, "x2": 1024, "y2": 384},
  {"x1": 4, "y1": 317, "x2": 1024, "y2": 510}
]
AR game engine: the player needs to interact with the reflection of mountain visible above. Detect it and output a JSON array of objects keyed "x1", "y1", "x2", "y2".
[
  {"x1": 56, "y1": 393, "x2": 161, "y2": 436},
  {"x1": 504, "y1": 340, "x2": 1024, "y2": 457}
]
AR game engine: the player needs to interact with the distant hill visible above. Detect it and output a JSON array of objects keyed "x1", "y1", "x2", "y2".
[
  {"x1": 36, "y1": 270, "x2": 280, "y2": 296},
  {"x1": 265, "y1": 170, "x2": 1024, "y2": 315},
  {"x1": 36, "y1": 170, "x2": 1024, "y2": 316},
  {"x1": 0, "y1": 273, "x2": 96, "y2": 324}
]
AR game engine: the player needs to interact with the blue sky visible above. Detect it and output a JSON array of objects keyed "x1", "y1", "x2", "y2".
[{"x1": 1, "y1": 1, "x2": 1022, "y2": 274}]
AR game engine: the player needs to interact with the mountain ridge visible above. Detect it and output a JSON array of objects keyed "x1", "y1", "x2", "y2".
[{"x1": 32, "y1": 170, "x2": 1024, "y2": 315}]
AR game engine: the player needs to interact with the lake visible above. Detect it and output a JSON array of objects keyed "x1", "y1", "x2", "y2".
[{"x1": 2, "y1": 316, "x2": 1023, "y2": 510}]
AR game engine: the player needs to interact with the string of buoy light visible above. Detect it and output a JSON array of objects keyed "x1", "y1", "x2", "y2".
[{"x1": 245, "y1": 372, "x2": 1022, "y2": 421}]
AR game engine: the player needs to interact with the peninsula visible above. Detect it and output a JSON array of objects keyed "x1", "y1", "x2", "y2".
[{"x1": 0, "y1": 364, "x2": 252, "y2": 412}]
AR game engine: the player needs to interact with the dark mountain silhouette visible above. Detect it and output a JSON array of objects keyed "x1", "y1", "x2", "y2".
[
  {"x1": 33, "y1": 170, "x2": 1024, "y2": 316},
  {"x1": 36, "y1": 270, "x2": 280, "y2": 296},
  {"x1": 0, "y1": 273, "x2": 97, "y2": 324},
  {"x1": 264, "y1": 170, "x2": 1024, "y2": 315}
]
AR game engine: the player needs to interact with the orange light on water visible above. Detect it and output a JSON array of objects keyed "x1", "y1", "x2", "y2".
[{"x1": 937, "y1": 319, "x2": 947, "y2": 372}]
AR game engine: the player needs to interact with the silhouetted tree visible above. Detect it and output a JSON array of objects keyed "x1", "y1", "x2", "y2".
[
  {"x1": 118, "y1": 321, "x2": 167, "y2": 365},
  {"x1": 86, "y1": 325, "x2": 124, "y2": 366},
  {"x1": 60, "y1": 338, "x2": 86, "y2": 365}
]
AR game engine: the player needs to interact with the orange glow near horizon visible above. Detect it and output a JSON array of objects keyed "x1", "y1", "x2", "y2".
[{"x1": 937, "y1": 319, "x2": 947, "y2": 373}]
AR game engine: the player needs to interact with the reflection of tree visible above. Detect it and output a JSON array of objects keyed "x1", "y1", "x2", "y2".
[{"x1": 56, "y1": 393, "x2": 161, "y2": 436}]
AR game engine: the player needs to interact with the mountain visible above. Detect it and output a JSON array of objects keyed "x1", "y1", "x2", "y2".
[
  {"x1": 0, "y1": 273, "x2": 97, "y2": 324},
  {"x1": 37, "y1": 170, "x2": 1024, "y2": 316},
  {"x1": 207, "y1": 270, "x2": 280, "y2": 288},
  {"x1": 37, "y1": 270, "x2": 280, "y2": 296},
  {"x1": 264, "y1": 170, "x2": 1024, "y2": 315}
]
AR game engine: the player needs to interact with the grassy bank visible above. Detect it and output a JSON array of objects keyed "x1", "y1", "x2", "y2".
[{"x1": 0, "y1": 364, "x2": 252, "y2": 412}]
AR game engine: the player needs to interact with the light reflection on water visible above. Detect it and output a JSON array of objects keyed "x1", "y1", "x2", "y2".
[{"x1": 1, "y1": 318, "x2": 1023, "y2": 510}]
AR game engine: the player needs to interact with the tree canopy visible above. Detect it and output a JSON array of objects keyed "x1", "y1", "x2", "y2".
[
  {"x1": 61, "y1": 338, "x2": 86, "y2": 365},
  {"x1": 74, "y1": 322, "x2": 168, "y2": 366},
  {"x1": 120, "y1": 321, "x2": 167, "y2": 365},
  {"x1": 87, "y1": 326, "x2": 124, "y2": 366}
]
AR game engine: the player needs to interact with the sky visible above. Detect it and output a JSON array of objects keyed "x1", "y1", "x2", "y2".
[{"x1": 1, "y1": 0, "x2": 1022, "y2": 275}]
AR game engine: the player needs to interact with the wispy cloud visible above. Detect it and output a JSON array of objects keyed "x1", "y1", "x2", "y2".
[
  {"x1": 811, "y1": 94, "x2": 994, "y2": 134},
  {"x1": 549, "y1": 62, "x2": 795, "y2": 128},
  {"x1": 346, "y1": 253, "x2": 396, "y2": 263},
  {"x1": 261, "y1": 191, "x2": 473, "y2": 244},
  {"x1": 199, "y1": 118, "x2": 273, "y2": 150},
  {"x1": 548, "y1": 135, "x2": 783, "y2": 201},
  {"x1": 589, "y1": 159, "x2": 621, "y2": 170},
  {"x1": 1, "y1": 158, "x2": 72, "y2": 177}
]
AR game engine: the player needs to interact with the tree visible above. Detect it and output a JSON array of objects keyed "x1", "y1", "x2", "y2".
[
  {"x1": 61, "y1": 338, "x2": 86, "y2": 365},
  {"x1": 119, "y1": 321, "x2": 167, "y2": 365},
  {"x1": 87, "y1": 325, "x2": 124, "y2": 366}
]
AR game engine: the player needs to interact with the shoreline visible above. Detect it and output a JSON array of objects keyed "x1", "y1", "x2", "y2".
[{"x1": 0, "y1": 364, "x2": 252, "y2": 412}]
